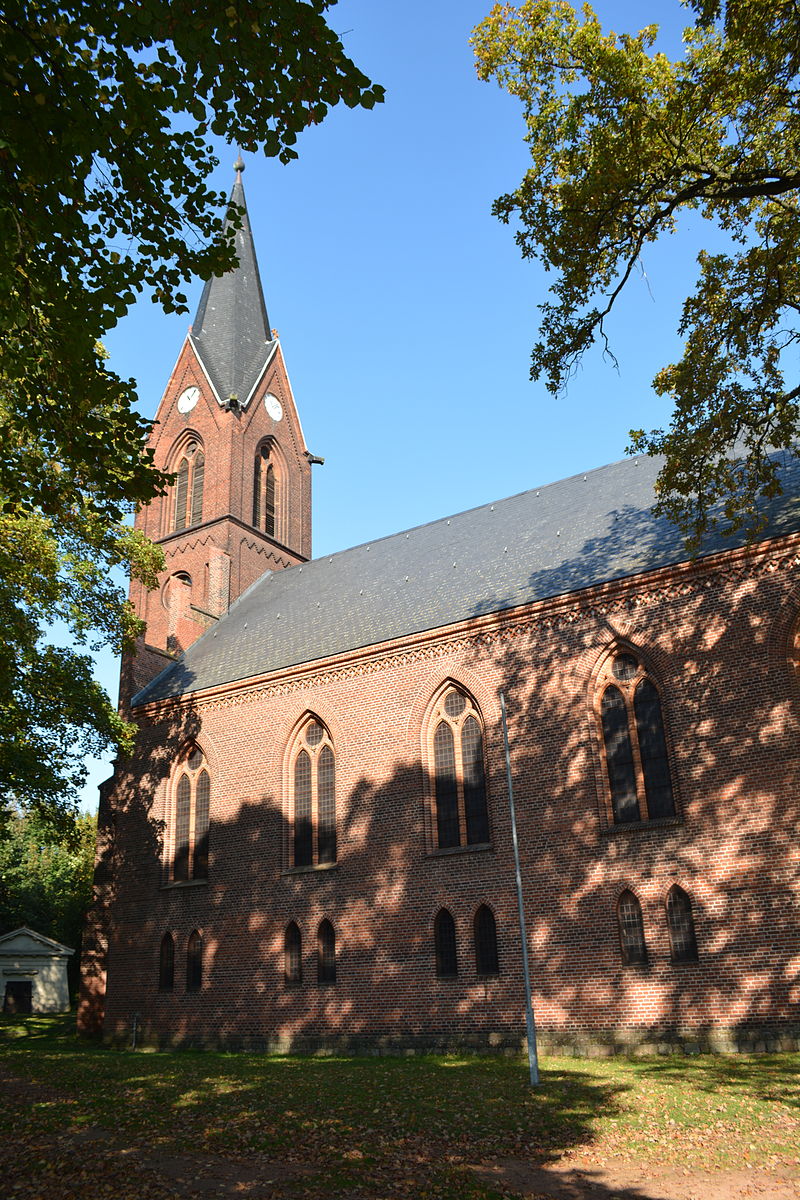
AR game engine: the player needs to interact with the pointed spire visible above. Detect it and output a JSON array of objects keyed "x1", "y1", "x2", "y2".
[{"x1": 190, "y1": 157, "x2": 273, "y2": 408}]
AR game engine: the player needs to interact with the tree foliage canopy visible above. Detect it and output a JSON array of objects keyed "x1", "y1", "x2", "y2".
[
  {"x1": 0, "y1": 808, "x2": 96, "y2": 987},
  {"x1": 2, "y1": 0, "x2": 382, "y2": 523},
  {"x1": 0, "y1": 510, "x2": 163, "y2": 833},
  {"x1": 473, "y1": 0, "x2": 800, "y2": 545},
  {"x1": 0, "y1": 0, "x2": 382, "y2": 827}
]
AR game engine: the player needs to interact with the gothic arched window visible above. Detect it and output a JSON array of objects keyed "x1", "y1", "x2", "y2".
[
  {"x1": 429, "y1": 686, "x2": 490, "y2": 850},
  {"x1": 158, "y1": 933, "x2": 174, "y2": 992},
  {"x1": 186, "y1": 930, "x2": 203, "y2": 992},
  {"x1": 597, "y1": 651, "x2": 676, "y2": 824},
  {"x1": 474, "y1": 904, "x2": 499, "y2": 977},
  {"x1": 285, "y1": 922, "x2": 302, "y2": 985},
  {"x1": 666, "y1": 885, "x2": 699, "y2": 962},
  {"x1": 254, "y1": 443, "x2": 279, "y2": 537},
  {"x1": 171, "y1": 746, "x2": 211, "y2": 882},
  {"x1": 434, "y1": 908, "x2": 458, "y2": 978},
  {"x1": 290, "y1": 718, "x2": 336, "y2": 868},
  {"x1": 172, "y1": 441, "x2": 204, "y2": 531},
  {"x1": 317, "y1": 919, "x2": 336, "y2": 984},
  {"x1": 617, "y1": 890, "x2": 648, "y2": 966}
]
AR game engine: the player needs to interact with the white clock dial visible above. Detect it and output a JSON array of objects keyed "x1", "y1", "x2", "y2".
[
  {"x1": 177, "y1": 385, "x2": 200, "y2": 414},
  {"x1": 264, "y1": 392, "x2": 283, "y2": 421}
]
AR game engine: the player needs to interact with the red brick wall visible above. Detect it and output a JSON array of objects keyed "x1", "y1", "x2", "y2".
[{"x1": 79, "y1": 539, "x2": 800, "y2": 1051}]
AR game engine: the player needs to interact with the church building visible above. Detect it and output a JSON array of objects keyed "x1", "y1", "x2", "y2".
[{"x1": 78, "y1": 166, "x2": 800, "y2": 1054}]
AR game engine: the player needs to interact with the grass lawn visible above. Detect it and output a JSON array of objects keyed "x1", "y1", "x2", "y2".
[{"x1": 1, "y1": 1014, "x2": 798, "y2": 1199}]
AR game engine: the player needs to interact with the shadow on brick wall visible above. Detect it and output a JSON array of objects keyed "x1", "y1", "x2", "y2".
[{"x1": 80, "y1": 498, "x2": 799, "y2": 1057}]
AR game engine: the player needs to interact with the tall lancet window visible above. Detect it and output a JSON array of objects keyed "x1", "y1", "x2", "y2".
[
  {"x1": 597, "y1": 650, "x2": 676, "y2": 824},
  {"x1": 171, "y1": 745, "x2": 212, "y2": 882},
  {"x1": 172, "y1": 441, "x2": 204, "y2": 532},
  {"x1": 254, "y1": 444, "x2": 278, "y2": 538},
  {"x1": 289, "y1": 718, "x2": 336, "y2": 868},
  {"x1": 428, "y1": 686, "x2": 490, "y2": 850}
]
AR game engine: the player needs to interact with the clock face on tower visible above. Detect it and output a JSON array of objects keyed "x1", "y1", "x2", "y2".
[
  {"x1": 177, "y1": 385, "x2": 200, "y2": 414},
  {"x1": 264, "y1": 392, "x2": 283, "y2": 421}
]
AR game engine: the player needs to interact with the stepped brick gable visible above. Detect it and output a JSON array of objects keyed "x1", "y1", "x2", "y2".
[{"x1": 78, "y1": 171, "x2": 800, "y2": 1054}]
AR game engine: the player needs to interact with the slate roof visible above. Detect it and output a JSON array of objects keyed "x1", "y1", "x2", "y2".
[
  {"x1": 190, "y1": 168, "x2": 274, "y2": 406},
  {"x1": 133, "y1": 449, "x2": 800, "y2": 706}
]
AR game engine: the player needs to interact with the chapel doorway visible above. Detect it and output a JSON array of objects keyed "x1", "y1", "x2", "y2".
[{"x1": 3, "y1": 980, "x2": 33, "y2": 1013}]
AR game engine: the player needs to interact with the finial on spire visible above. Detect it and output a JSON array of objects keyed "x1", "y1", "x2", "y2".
[{"x1": 234, "y1": 152, "x2": 245, "y2": 174}]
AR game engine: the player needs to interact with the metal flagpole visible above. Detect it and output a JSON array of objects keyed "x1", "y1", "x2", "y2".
[{"x1": 499, "y1": 689, "x2": 540, "y2": 1086}]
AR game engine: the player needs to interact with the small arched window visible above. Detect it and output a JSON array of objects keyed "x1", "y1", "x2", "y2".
[
  {"x1": 618, "y1": 890, "x2": 648, "y2": 966},
  {"x1": 285, "y1": 922, "x2": 302, "y2": 985},
  {"x1": 171, "y1": 746, "x2": 211, "y2": 882},
  {"x1": 317, "y1": 919, "x2": 336, "y2": 984},
  {"x1": 254, "y1": 443, "x2": 279, "y2": 537},
  {"x1": 290, "y1": 718, "x2": 336, "y2": 868},
  {"x1": 186, "y1": 930, "x2": 203, "y2": 992},
  {"x1": 430, "y1": 686, "x2": 490, "y2": 849},
  {"x1": 474, "y1": 905, "x2": 499, "y2": 977},
  {"x1": 598, "y1": 651, "x2": 675, "y2": 824},
  {"x1": 158, "y1": 933, "x2": 175, "y2": 992},
  {"x1": 434, "y1": 908, "x2": 458, "y2": 978},
  {"x1": 172, "y1": 441, "x2": 204, "y2": 531},
  {"x1": 666, "y1": 886, "x2": 699, "y2": 962}
]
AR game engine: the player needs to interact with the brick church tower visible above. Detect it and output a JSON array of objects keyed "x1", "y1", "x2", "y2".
[
  {"x1": 123, "y1": 159, "x2": 315, "y2": 705},
  {"x1": 78, "y1": 165, "x2": 317, "y2": 1034}
]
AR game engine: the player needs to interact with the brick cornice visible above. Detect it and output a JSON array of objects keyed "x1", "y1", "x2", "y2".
[
  {"x1": 133, "y1": 530, "x2": 800, "y2": 724},
  {"x1": 157, "y1": 513, "x2": 307, "y2": 564}
]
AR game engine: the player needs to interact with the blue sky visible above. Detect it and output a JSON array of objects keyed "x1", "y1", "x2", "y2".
[{"x1": 83, "y1": 0, "x2": 704, "y2": 807}]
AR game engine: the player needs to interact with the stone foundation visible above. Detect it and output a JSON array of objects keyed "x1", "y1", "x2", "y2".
[{"x1": 103, "y1": 1022, "x2": 800, "y2": 1057}]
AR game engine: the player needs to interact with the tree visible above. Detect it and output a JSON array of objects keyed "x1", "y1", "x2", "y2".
[
  {"x1": 0, "y1": 809, "x2": 96, "y2": 991},
  {"x1": 0, "y1": 510, "x2": 163, "y2": 836},
  {"x1": 0, "y1": 1, "x2": 382, "y2": 829},
  {"x1": 472, "y1": 0, "x2": 800, "y2": 545}
]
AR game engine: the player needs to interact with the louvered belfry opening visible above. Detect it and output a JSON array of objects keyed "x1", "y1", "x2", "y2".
[
  {"x1": 190, "y1": 450, "x2": 204, "y2": 526},
  {"x1": 173, "y1": 458, "x2": 189, "y2": 532},
  {"x1": 254, "y1": 444, "x2": 277, "y2": 537},
  {"x1": 172, "y1": 441, "x2": 204, "y2": 532}
]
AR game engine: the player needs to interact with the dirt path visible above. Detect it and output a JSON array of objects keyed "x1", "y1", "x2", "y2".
[{"x1": 473, "y1": 1156, "x2": 800, "y2": 1200}]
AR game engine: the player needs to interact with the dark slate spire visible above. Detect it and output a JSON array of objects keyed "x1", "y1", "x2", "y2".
[{"x1": 190, "y1": 158, "x2": 273, "y2": 407}]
